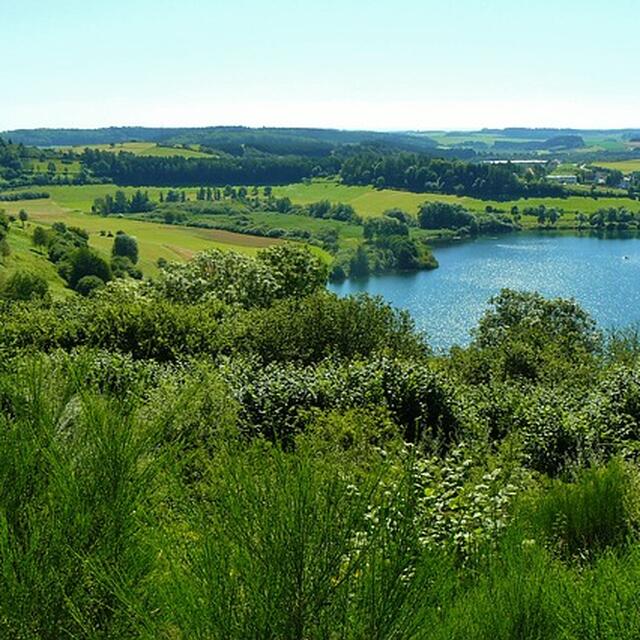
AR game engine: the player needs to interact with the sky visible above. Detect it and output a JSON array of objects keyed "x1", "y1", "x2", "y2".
[{"x1": 1, "y1": 0, "x2": 638, "y2": 131}]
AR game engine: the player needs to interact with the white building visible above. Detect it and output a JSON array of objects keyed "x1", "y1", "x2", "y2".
[{"x1": 547, "y1": 175, "x2": 578, "y2": 185}]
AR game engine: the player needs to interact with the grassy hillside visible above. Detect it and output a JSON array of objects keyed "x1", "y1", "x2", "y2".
[
  {"x1": 0, "y1": 192, "x2": 282, "y2": 280},
  {"x1": 0, "y1": 223, "x2": 70, "y2": 297}
]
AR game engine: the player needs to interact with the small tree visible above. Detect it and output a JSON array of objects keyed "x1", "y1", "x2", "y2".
[
  {"x1": 32, "y1": 226, "x2": 48, "y2": 248},
  {"x1": 68, "y1": 247, "x2": 112, "y2": 290},
  {"x1": 112, "y1": 233, "x2": 139, "y2": 264},
  {"x1": 19, "y1": 209, "x2": 28, "y2": 228}
]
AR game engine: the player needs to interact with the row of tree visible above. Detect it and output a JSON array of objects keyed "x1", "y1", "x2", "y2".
[
  {"x1": 92, "y1": 190, "x2": 154, "y2": 215},
  {"x1": 340, "y1": 152, "x2": 567, "y2": 199},
  {"x1": 80, "y1": 148, "x2": 324, "y2": 186}
]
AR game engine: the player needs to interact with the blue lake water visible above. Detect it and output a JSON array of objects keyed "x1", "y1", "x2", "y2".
[{"x1": 329, "y1": 232, "x2": 640, "y2": 350}]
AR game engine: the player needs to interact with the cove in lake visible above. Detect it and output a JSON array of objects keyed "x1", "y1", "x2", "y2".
[{"x1": 329, "y1": 231, "x2": 640, "y2": 351}]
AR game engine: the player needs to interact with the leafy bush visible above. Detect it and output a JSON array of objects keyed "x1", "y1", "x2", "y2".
[
  {"x1": 0, "y1": 270, "x2": 49, "y2": 301},
  {"x1": 75, "y1": 274, "x2": 106, "y2": 296}
]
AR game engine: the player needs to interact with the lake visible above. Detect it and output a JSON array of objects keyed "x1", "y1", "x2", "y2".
[{"x1": 329, "y1": 232, "x2": 640, "y2": 350}]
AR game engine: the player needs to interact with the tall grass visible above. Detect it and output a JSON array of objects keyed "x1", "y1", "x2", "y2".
[
  {"x1": 523, "y1": 460, "x2": 636, "y2": 559},
  {"x1": 0, "y1": 357, "x2": 157, "y2": 638},
  {"x1": 155, "y1": 441, "x2": 457, "y2": 639},
  {"x1": 3, "y1": 356, "x2": 640, "y2": 638}
]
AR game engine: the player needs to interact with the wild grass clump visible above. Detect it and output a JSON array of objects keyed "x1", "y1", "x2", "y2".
[
  {"x1": 0, "y1": 357, "x2": 157, "y2": 638},
  {"x1": 522, "y1": 459, "x2": 637, "y2": 560}
]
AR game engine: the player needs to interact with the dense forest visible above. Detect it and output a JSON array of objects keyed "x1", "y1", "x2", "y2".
[
  {"x1": 80, "y1": 147, "x2": 335, "y2": 186},
  {"x1": 2, "y1": 246, "x2": 640, "y2": 637}
]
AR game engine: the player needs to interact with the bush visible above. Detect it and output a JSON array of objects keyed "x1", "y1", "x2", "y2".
[
  {"x1": 68, "y1": 247, "x2": 112, "y2": 290},
  {"x1": 112, "y1": 233, "x2": 139, "y2": 264},
  {"x1": 0, "y1": 271, "x2": 49, "y2": 301},
  {"x1": 75, "y1": 274, "x2": 106, "y2": 296}
]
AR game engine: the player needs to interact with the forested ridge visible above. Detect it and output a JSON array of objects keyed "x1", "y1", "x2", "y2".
[
  {"x1": 3, "y1": 245, "x2": 640, "y2": 637},
  {"x1": 2, "y1": 135, "x2": 636, "y2": 203}
]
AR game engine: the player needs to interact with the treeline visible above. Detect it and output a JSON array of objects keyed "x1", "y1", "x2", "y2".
[
  {"x1": 340, "y1": 152, "x2": 566, "y2": 199},
  {"x1": 92, "y1": 190, "x2": 154, "y2": 214},
  {"x1": 417, "y1": 201, "x2": 517, "y2": 234},
  {"x1": 80, "y1": 148, "x2": 337, "y2": 186},
  {"x1": 587, "y1": 207, "x2": 640, "y2": 229},
  {"x1": 1, "y1": 125, "x2": 443, "y2": 155},
  {"x1": 0, "y1": 191, "x2": 49, "y2": 201}
]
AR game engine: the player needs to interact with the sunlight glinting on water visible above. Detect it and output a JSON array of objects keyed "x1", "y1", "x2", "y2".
[{"x1": 329, "y1": 233, "x2": 640, "y2": 350}]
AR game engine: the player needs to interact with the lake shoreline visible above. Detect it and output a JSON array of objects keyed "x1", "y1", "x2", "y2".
[{"x1": 330, "y1": 231, "x2": 640, "y2": 350}]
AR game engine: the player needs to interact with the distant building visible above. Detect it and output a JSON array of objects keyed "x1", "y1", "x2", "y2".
[
  {"x1": 583, "y1": 170, "x2": 608, "y2": 185},
  {"x1": 547, "y1": 175, "x2": 578, "y2": 185},
  {"x1": 482, "y1": 159, "x2": 549, "y2": 167}
]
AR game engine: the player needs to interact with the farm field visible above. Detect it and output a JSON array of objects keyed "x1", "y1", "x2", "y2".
[
  {"x1": 594, "y1": 160, "x2": 640, "y2": 173},
  {"x1": 57, "y1": 141, "x2": 213, "y2": 158}
]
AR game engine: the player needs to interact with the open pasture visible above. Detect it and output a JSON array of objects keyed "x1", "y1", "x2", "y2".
[{"x1": 594, "y1": 160, "x2": 640, "y2": 174}]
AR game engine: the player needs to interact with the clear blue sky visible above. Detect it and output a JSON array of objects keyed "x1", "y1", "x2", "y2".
[{"x1": 1, "y1": 0, "x2": 638, "y2": 130}]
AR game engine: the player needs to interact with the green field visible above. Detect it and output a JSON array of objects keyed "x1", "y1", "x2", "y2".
[
  {"x1": 1, "y1": 191, "x2": 281, "y2": 278},
  {"x1": 57, "y1": 141, "x2": 214, "y2": 158},
  {"x1": 594, "y1": 160, "x2": 640, "y2": 174},
  {"x1": 273, "y1": 180, "x2": 640, "y2": 218}
]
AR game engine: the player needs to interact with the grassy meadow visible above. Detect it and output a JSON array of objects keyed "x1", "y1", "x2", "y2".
[
  {"x1": 594, "y1": 159, "x2": 640, "y2": 173},
  {"x1": 273, "y1": 180, "x2": 640, "y2": 219}
]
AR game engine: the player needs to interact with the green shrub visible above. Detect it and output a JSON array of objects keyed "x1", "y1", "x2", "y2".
[
  {"x1": 75, "y1": 274, "x2": 106, "y2": 296},
  {"x1": 0, "y1": 270, "x2": 49, "y2": 301}
]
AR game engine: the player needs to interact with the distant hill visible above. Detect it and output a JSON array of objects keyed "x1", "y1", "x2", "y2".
[
  {"x1": 0, "y1": 126, "x2": 441, "y2": 157},
  {"x1": 494, "y1": 134, "x2": 585, "y2": 151},
  {"x1": 480, "y1": 127, "x2": 640, "y2": 140}
]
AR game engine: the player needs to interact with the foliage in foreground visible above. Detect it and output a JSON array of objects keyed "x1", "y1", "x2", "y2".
[{"x1": 3, "y1": 247, "x2": 640, "y2": 637}]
